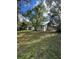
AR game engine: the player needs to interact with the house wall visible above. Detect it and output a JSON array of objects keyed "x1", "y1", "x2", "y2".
[
  {"x1": 37, "y1": 25, "x2": 47, "y2": 31},
  {"x1": 43, "y1": 25, "x2": 47, "y2": 31}
]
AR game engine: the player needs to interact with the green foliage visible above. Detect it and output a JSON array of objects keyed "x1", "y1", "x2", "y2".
[
  {"x1": 23, "y1": 3, "x2": 45, "y2": 31},
  {"x1": 31, "y1": 4, "x2": 45, "y2": 31},
  {"x1": 21, "y1": 22, "x2": 27, "y2": 27},
  {"x1": 31, "y1": 19, "x2": 40, "y2": 31},
  {"x1": 50, "y1": 5, "x2": 61, "y2": 32}
]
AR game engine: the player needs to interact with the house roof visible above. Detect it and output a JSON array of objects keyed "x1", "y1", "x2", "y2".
[
  {"x1": 18, "y1": 13, "x2": 30, "y2": 22},
  {"x1": 40, "y1": 20, "x2": 50, "y2": 25}
]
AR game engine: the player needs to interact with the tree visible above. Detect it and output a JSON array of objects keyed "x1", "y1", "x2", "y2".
[
  {"x1": 31, "y1": 18, "x2": 40, "y2": 31},
  {"x1": 23, "y1": 3, "x2": 45, "y2": 31},
  {"x1": 50, "y1": 5, "x2": 61, "y2": 32},
  {"x1": 44, "y1": 0, "x2": 61, "y2": 32},
  {"x1": 31, "y1": 4, "x2": 44, "y2": 31}
]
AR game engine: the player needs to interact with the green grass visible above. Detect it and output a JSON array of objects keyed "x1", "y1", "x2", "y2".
[{"x1": 17, "y1": 30, "x2": 61, "y2": 59}]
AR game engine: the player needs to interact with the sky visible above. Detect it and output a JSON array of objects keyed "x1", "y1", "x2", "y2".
[{"x1": 17, "y1": 0, "x2": 40, "y2": 14}]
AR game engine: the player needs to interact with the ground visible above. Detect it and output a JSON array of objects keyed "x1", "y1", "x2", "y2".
[{"x1": 17, "y1": 30, "x2": 61, "y2": 59}]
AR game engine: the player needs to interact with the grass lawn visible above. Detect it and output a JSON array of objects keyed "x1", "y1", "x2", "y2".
[{"x1": 17, "y1": 30, "x2": 61, "y2": 59}]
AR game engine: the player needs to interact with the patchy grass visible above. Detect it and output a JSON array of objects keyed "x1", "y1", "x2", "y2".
[{"x1": 17, "y1": 31, "x2": 61, "y2": 59}]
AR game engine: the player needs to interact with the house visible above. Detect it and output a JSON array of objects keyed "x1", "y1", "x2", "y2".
[
  {"x1": 26, "y1": 25, "x2": 34, "y2": 30},
  {"x1": 37, "y1": 20, "x2": 50, "y2": 31},
  {"x1": 18, "y1": 13, "x2": 32, "y2": 30}
]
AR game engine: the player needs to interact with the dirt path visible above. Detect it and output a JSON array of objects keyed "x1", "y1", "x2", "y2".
[{"x1": 17, "y1": 33, "x2": 57, "y2": 45}]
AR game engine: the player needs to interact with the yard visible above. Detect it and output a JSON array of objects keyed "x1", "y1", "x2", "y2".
[{"x1": 17, "y1": 30, "x2": 61, "y2": 59}]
